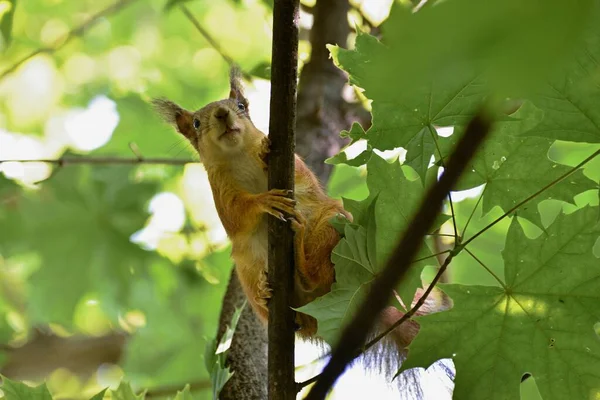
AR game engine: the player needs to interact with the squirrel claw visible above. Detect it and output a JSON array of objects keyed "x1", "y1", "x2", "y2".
[{"x1": 256, "y1": 270, "x2": 272, "y2": 311}]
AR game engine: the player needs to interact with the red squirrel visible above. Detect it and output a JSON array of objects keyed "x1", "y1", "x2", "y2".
[
  {"x1": 153, "y1": 67, "x2": 350, "y2": 337},
  {"x1": 153, "y1": 67, "x2": 437, "y2": 347}
]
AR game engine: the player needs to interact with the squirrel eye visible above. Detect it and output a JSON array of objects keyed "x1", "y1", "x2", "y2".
[
  {"x1": 193, "y1": 118, "x2": 200, "y2": 129},
  {"x1": 237, "y1": 102, "x2": 245, "y2": 111}
]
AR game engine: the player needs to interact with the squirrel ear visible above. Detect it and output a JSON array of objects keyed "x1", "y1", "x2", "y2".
[
  {"x1": 152, "y1": 98, "x2": 194, "y2": 139},
  {"x1": 229, "y1": 65, "x2": 247, "y2": 101}
]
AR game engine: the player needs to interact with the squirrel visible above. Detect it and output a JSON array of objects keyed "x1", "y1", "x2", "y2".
[
  {"x1": 152, "y1": 67, "x2": 439, "y2": 349},
  {"x1": 152, "y1": 67, "x2": 351, "y2": 337}
]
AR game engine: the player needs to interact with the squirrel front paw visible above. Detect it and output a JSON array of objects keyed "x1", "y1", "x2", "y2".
[
  {"x1": 256, "y1": 270, "x2": 273, "y2": 312},
  {"x1": 259, "y1": 189, "x2": 296, "y2": 221}
]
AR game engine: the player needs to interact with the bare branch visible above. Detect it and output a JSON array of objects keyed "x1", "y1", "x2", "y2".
[
  {"x1": 1, "y1": 331, "x2": 126, "y2": 381},
  {"x1": 305, "y1": 112, "x2": 493, "y2": 400},
  {"x1": 179, "y1": 5, "x2": 253, "y2": 81},
  {"x1": 0, "y1": 0, "x2": 141, "y2": 82},
  {"x1": 0, "y1": 157, "x2": 197, "y2": 166}
]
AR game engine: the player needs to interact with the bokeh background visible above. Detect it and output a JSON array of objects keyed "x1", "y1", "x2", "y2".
[{"x1": 1, "y1": 0, "x2": 599, "y2": 399}]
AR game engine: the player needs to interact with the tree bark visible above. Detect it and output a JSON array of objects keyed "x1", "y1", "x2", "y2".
[
  {"x1": 296, "y1": 0, "x2": 370, "y2": 183},
  {"x1": 218, "y1": 273, "x2": 268, "y2": 399}
]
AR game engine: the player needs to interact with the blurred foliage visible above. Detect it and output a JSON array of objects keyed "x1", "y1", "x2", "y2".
[{"x1": 0, "y1": 0, "x2": 599, "y2": 399}]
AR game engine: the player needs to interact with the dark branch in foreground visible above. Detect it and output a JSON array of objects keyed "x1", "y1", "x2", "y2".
[
  {"x1": 267, "y1": 1, "x2": 300, "y2": 399},
  {"x1": 305, "y1": 112, "x2": 493, "y2": 400}
]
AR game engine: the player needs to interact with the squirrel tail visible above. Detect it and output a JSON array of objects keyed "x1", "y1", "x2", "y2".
[{"x1": 361, "y1": 287, "x2": 455, "y2": 399}]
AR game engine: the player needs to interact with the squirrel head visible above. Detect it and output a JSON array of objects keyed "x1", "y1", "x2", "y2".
[{"x1": 153, "y1": 66, "x2": 264, "y2": 164}]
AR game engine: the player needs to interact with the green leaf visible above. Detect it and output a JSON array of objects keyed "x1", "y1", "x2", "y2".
[
  {"x1": 330, "y1": 32, "x2": 486, "y2": 183},
  {"x1": 173, "y1": 385, "x2": 194, "y2": 400},
  {"x1": 401, "y1": 207, "x2": 600, "y2": 400},
  {"x1": 327, "y1": 164, "x2": 368, "y2": 202},
  {"x1": 329, "y1": 1, "x2": 596, "y2": 181},
  {"x1": 204, "y1": 301, "x2": 245, "y2": 400},
  {"x1": 258, "y1": 0, "x2": 272, "y2": 10},
  {"x1": 89, "y1": 388, "x2": 108, "y2": 400},
  {"x1": 367, "y1": 155, "x2": 433, "y2": 305},
  {"x1": 326, "y1": 148, "x2": 372, "y2": 167},
  {"x1": 296, "y1": 224, "x2": 374, "y2": 345},
  {"x1": 248, "y1": 61, "x2": 270, "y2": 80},
  {"x1": 110, "y1": 382, "x2": 145, "y2": 400},
  {"x1": 0, "y1": 175, "x2": 24, "y2": 256},
  {"x1": 12, "y1": 166, "x2": 158, "y2": 325},
  {"x1": 0, "y1": 0, "x2": 17, "y2": 48},
  {"x1": 0, "y1": 375, "x2": 53, "y2": 400},
  {"x1": 525, "y1": 24, "x2": 600, "y2": 143},
  {"x1": 443, "y1": 102, "x2": 596, "y2": 227}
]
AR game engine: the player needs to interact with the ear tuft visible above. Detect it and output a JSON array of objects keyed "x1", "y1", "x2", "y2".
[
  {"x1": 151, "y1": 98, "x2": 193, "y2": 138},
  {"x1": 152, "y1": 98, "x2": 183, "y2": 126},
  {"x1": 229, "y1": 65, "x2": 246, "y2": 101}
]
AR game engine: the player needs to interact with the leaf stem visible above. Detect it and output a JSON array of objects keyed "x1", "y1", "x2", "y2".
[
  {"x1": 428, "y1": 125, "x2": 459, "y2": 241},
  {"x1": 411, "y1": 249, "x2": 451, "y2": 264},
  {"x1": 461, "y1": 188, "x2": 484, "y2": 238},
  {"x1": 463, "y1": 247, "x2": 507, "y2": 290},
  {"x1": 463, "y1": 148, "x2": 600, "y2": 247},
  {"x1": 426, "y1": 233, "x2": 456, "y2": 238}
]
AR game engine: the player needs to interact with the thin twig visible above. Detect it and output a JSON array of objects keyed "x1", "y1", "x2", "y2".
[
  {"x1": 300, "y1": 2, "x2": 379, "y2": 35},
  {"x1": 179, "y1": 5, "x2": 252, "y2": 81},
  {"x1": 0, "y1": 0, "x2": 141, "y2": 81},
  {"x1": 304, "y1": 112, "x2": 492, "y2": 400},
  {"x1": 462, "y1": 148, "x2": 600, "y2": 247},
  {"x1": 464, "y1": 248, "x2": 507, "y2": 289},
  {"x1": 0, "y1": 157, "x2": 197, "y2": 166},
  {"x1": 179, "y1": 5, "x2": 234, "y2": 66}
]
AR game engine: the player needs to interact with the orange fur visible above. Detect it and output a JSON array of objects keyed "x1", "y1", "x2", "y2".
[{"x1": 153, "y1": 74, "x2": 350, "y2": 338}]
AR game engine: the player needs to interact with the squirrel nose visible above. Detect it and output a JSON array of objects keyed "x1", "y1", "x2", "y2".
[{"x1": 214, "y1": 107, "x2": 230, "y2": 120}]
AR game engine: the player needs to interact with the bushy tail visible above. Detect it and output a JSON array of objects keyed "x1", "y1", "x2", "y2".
[{"x1": 362, "y1": 287, "x2": 455, "y2": 399}]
